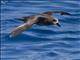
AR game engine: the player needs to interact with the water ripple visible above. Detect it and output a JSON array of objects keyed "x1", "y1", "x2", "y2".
[{"x1": 1, "y1": 0, "x2": 80, "y2": 60}]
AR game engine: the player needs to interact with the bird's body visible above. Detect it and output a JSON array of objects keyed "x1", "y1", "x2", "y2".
[
  {"x1": 10, "y1": 11, "x2": 71, "y2": 37},
  {"x1": 21, "y1": 14, "x2": 55, "y2": 25}
]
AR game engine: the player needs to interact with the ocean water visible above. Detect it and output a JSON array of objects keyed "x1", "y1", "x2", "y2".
[{"x1": 1, "y1": 0, "x2": 80, "y2": 60}]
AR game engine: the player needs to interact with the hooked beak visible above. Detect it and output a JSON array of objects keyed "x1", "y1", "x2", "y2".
[{"x1": 56, "y1": 23, "x2": 61, "y2": 27}]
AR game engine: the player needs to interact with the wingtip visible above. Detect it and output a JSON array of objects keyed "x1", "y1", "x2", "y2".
[
  {"x1": 66, "y1": 13, "x2": 72, "y2": 15},
  {"x1": 61, "y1": 12, "x2": 72, "y2": 15},
  {"x1": 9, "y1": 33, "x2": 15, "y2": 38},
  {"x1": 14, "y1": 18, "x2": 23, "y2": 20},
  {"x1": 9, "y1": 34, "x2": 13, "y2": 38}
]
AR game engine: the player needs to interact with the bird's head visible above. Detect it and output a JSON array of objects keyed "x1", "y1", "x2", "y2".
[{"x1": 52, "y1": 17, "x2": 61, "y2": 27}]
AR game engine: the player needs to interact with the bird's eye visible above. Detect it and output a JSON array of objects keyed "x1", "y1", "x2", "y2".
[{"x1": 53, "y1": 19, "x2": 56, "y2": 22}]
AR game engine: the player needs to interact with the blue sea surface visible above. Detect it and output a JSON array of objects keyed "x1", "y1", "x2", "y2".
[{"x1": 1, "y1": 0, "x2": 80, "y2": 60}]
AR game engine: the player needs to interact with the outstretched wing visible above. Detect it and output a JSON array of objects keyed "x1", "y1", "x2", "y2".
[
  {"x1": 9, "y1": 17, "x2": 37, "y2": 37},
  {"x1": 14, "y1": 16, "x2": 31, "y2": 23},
  {"x1": 42, "y1": 11, "x2": 71, "y2": 15}
]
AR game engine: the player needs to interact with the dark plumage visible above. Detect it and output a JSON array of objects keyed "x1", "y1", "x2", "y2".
[{"x1": 10, "y1": 11, "x2": 71, "y2": 37}]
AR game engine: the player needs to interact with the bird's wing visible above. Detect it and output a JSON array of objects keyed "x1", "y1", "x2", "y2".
[
  {"x1": 15, "y1": 15, "x2": 40, "y2": 23},
  {"x1": 15, "y1": 16, "x2": 31, "y2": 23},
  {"x1": 42, "y1": 11, "x2": 71, "y2": 15},
  {"x1": 9, "y1": 17, "x2": 37, "y2": 37}
]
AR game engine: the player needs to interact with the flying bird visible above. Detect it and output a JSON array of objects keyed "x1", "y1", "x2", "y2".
[{"x1": 9, "y1": 11, "x2": 71, "y2": 37}]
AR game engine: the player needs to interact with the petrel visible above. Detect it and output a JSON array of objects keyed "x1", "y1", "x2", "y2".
[{"x1": 10, "y1": 11, "x2": 71, "y2": 37}]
